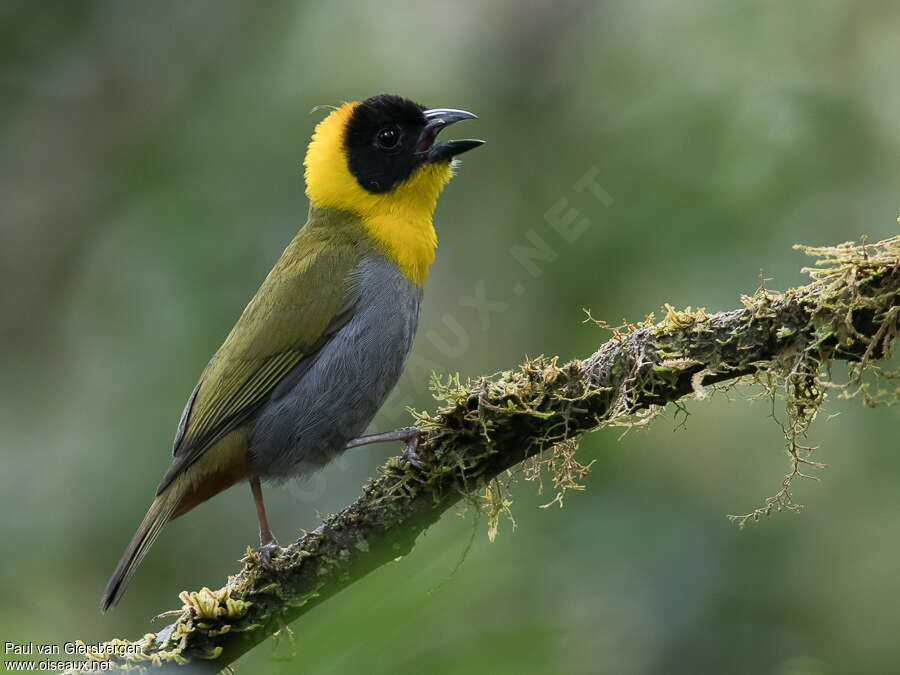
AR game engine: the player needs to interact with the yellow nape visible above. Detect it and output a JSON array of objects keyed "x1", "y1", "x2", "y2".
[{"x1": 303, "y1": 101, "x2": 454, "y2": 287}]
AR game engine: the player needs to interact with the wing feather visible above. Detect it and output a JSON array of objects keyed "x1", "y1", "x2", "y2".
[{"x1": 156, "y1": 226, "x2": 360, "y2": 494}]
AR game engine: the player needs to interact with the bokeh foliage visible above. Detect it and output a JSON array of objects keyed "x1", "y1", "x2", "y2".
[{"x1": 1, "y1": 2, "x2": 898, "y2": 673}]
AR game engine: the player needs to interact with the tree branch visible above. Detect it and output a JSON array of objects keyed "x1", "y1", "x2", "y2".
[{"x1": 67, "y1": 236, "x2": 898, "y2": 673}]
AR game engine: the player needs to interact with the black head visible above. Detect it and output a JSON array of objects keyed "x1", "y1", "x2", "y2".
[{"x1": 344, "y1": 94, "x2": 483, "y2": 194}]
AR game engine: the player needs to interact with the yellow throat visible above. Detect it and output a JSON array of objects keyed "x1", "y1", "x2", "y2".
[{"x1": 303, "y1": 101, "x2": 454, "y2": 287}]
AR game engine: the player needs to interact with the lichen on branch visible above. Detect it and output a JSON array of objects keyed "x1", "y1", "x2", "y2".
[{"x1": 66, "y1": 235, "x2": 898, "y2": 673}]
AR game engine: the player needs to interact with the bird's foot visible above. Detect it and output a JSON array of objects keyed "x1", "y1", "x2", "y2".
[
  {"x1": 345, "y1": 425, "x2": 426, "y2": 469},
  {"x1": 257, "y1": 537, "x2": 286, "y2": 567},
  {"x1": 401, "y1": 428, "x2": 425, "y2": 470}
]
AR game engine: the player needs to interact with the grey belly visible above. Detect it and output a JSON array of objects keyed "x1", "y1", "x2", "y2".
[{"x1": 248, "y1": 254, "x2": 422, "y2": 480}]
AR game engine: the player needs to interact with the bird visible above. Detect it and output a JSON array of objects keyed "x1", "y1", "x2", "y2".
[{"x1": 100, "y1": 93, "x2": 484, "y2": 611}]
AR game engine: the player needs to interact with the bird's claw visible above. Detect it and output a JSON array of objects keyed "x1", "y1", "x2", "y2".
[
  {"x1": 402, "y1": 429, "x2": 425, "y2": 470},
  {"x1": 257, "y1": 539, "x2": 286, "y2": 567}
]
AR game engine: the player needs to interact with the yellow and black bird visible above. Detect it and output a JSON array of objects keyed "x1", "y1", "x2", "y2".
[{"x1": 101, "y1": 94, "x2": 483, "y2": 611}]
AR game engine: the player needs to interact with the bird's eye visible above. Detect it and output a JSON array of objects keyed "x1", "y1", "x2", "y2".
[{"x1": 376, "y1": 127, "x2": 400, "y2": 149}]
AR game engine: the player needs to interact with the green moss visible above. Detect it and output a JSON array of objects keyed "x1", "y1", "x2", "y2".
[{"x1": 65, "y1": 235, "x2": 898, "y2": 673}]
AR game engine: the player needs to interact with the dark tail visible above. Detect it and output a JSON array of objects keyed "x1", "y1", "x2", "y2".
[{"x1": 100, "y1": 486, "x2": 180, "y2": 612}]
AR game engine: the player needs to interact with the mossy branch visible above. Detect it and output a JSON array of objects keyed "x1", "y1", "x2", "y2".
[{"x1": 67, "y1": 236, "x2": 898, "y2": 673}]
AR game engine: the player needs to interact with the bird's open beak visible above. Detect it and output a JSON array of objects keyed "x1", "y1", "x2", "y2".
[{"x1": 417, "y1": 108, "x2": 485, "y2": 162}]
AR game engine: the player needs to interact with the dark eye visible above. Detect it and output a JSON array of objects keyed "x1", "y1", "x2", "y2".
[{"x1": 376, "y1": 127, "x2": 400, "y2": 149}]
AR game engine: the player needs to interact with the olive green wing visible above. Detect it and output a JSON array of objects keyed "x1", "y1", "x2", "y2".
[{"x1": 156, "y1": 231, "x2": 360, "y2": 494}]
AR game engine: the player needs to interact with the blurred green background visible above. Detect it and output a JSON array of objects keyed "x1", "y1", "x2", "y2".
[{"x1": 1, "y1": 1, "x2": 898, "y2": 673}]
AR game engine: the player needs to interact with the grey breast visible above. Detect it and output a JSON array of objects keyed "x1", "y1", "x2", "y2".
[{"x1": 248, "y1": 253, "x2": 422, "y2": 480}]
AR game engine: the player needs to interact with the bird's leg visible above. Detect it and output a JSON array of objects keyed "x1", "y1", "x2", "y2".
[
  {"x1": 250, "y1": 476, "x2": 284, "y2": 566},
  {"x1": 345, "y1": 425, "x2": 424, "y2": 469}
]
